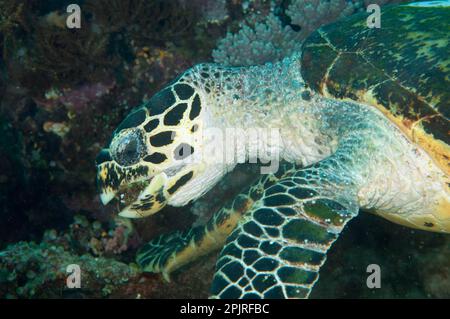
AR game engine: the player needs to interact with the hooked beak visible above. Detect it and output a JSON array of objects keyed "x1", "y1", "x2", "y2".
[
  {"x1": 100, "y1": 190, "x2": 116, "y2": 205},
  {"x1": 118, "y1": 173, "x2": 168, "y2": 218},
  {"x1": 96, "y1": 157, "x2": 169, "y2": 218}
]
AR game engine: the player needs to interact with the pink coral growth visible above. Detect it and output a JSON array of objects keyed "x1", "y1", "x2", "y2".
[
  {"x1": 102, "y1": 220, "x2": 141, "y2": 255},
  {"x1": 59, "y1": 81, "x2": 116, "y2": 113},
  {"x1": 34, "y1": 80, "x2": 115, "y2": 113},
  {"x1": 103, "y1": 226, "x2": 128, "y2": 254}
]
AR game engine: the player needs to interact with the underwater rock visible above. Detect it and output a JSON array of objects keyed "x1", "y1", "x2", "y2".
[
  {"x1": 0, "y1": 241, "x2": 139, "y2": 298},
  {"x1": 34, "y1": 81, "x2": 116, "y2": 114}
]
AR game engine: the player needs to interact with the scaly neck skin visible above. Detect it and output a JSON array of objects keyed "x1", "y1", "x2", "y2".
[
  {"x1": 187, "y1": 54, "x2": 336, "y2": 168},
  {"x1": 178, "y1": 56, "x2": 450, "y2": 231}
]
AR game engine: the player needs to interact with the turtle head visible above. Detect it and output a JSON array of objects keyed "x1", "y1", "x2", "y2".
[{"x1": 96, "y1": 68, "x2": 230, "y2": 218}]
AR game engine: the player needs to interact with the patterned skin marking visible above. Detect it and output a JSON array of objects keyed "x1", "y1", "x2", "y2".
[
  {"x1": 210, "y1": 156, "x2": 359, "y2": 298},
  {"x1": 136, "y1": 166, "x2": 292, "y2": 279},
  {"x1": 139, "y1": 159, "x2": 358, "y2": 298},
  {"x1": 174, "y1": 83, "x2": 195, "y2": 100},
  {"x1": 173, "y1": 143, "x2": 194, "y2": 160},
  {"x1": 189, "y1": 94, "x2": 202, "y2": 120},
  {"x1": 167, "y1": 171, "x2": 194, "y2": 195},
  {"x1": 144, "y1": 119, "x2": 159, "y2": 133},
  {"x1": 136, "y1": 188, "x2": 255, "y2": 280},
  {"x1": 144, "y1": 152, "x2": 167, "y2": 164},
  {"x1": 145, "y1": 87, "x2": 176, "y2": 116},
  {"x1": 114, "y1": 108, "x2": 148, "y2": 134},
  {"x1": 150, "y1": 131, "x2": 176, "y2": 147},
  {"x1": 96, "y1": 76, "x2": 207, "y2": 215},
  {"x1": 164, "y1": 103, "x2": 188, "y2": 126}
]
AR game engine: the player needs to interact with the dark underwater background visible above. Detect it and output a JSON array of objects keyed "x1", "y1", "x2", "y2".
[{"x1": 0, "y1": 0, "x2": 448, "y2": 298}]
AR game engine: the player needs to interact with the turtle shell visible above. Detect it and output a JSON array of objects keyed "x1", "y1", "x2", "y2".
[{"x1": 301, "y1": 2, "x2": 449, "y2": 175}]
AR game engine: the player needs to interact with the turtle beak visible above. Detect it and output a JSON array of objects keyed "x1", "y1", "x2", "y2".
[
  {"x1": 118, "y1": 173, "x2": 168, "y2": 218},
  {"x1": 100, "y1": 189, "x2": 117, "y2": 205},
  {"x1": 96, "y1": 149, "x2": 124, "y2": 206},
  {"x1": 96, "y1": 161, "x2": 122, "y2": 205},
  {"x1": 96, "y1": 148, "x2": 169, "y2": 217}
]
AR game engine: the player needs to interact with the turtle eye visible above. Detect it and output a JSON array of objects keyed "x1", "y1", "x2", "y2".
[{"x1": 111, "y1": 130, "x2": 146, "y2": 166}]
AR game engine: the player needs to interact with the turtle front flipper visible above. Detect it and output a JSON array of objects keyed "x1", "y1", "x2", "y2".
[
  {"x1": 211, "y1": 158, "x2": 360, "y2": 298},
  {"x1": 136, "y1": 164, "x2": 298, "y2": 280},
  {"x1": 136, "y1": 205, "x2": 249, "y2": 281}
]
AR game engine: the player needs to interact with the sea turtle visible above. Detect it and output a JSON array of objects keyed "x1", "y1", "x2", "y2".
[{"x1": 96, "y1": 2, "x2": 450, "y2": 298}]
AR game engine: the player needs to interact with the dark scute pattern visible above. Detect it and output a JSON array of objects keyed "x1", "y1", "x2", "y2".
[
  {"x1": 265, "y1": 184, "x2": 286, "y2": 196},
  {"x1": 286, "y1": 285, "x2": 309, "y2": 298},
  {"x1": 145, "y1": 87, "x2": 176, "y2": 116},
  {"x1": 216, "y1": 256, "x2": 231, "y2": 271},
  {"x1": 115, "y1": 108, "x2": 147, "y2": 133},
  {"x1": 283, "y1": 218, "x2": 335, "y2": 245},
  {"x1": 220, "y1": 285, "x2": 242, "y2": 298},
  {"x1": 277, "y1": 266, "x2": 317, "y2": 285},
  {"x1": 222, "y1": 261, "x2": 244, "y2": 282},
  {"x1": 253, "y1": 258, "x2": 279, "y2": 272},
  {"x1": 280, "y1": 246, "x2": 323, "y2": 265},
  {"x1": 303, "y1": 5, "x2": 450, "y2": 148},
  {"x1": 253, "y1": 208, "x2": 284, "y2": 226},
  {"x1": 276, "y1": 207, "x2": 297, "y2": 216},
  {"x1": 144, "y1": 119, "x2": 159, "y2": 132},
  {"x1": 167, "y1": 171, "x2": 193, "y2": 194},
  {"x1": 421, "y1": 114, "x2": 450, "y2": 145},
  {"x1": 259, "y1": 241, "x2": 282, "y2": 255},
  {"x1": 210, "y1": 275, "x2": 230, "y2": 296},
  {"x1": 174, "y1": 84, "x2": 195, "y2": 100},
  {"x1": 243, "y1": 221, "x2": 264, "y2": 237},
  {"x1": 189, "y1": 94, "x2": 201, "y2": 120},
  {"x1": 246, "y1": 268, "x2": 256, "y2": 279},
  {"x1": 143, "y1": 152, "x2": 167, "y2": 164},
  {"x1": 263, "y1": 194, "x2": 295, "y2": 207},
  {"x1": 164, "y1": 103, "x2": 188, "y2": 126},
  {"x1": 150, "y1": 131, "x2": 175, "y2": 147},
  {"x1": 265, "y1": 227, "x2": 280, "y2": 237},
  {"x1": 238, "y1": 277, "x2": 249, "y2": 287},
  {"x1": 237, "y1": 235, "x2": 259, "y2": 248},
  {"x1": 253, "y1": 274, "x2": 278, "y2": 293},
  {"x1": 301, "y1": 34, "x2": 338, "y2": 93},
  {"x1": 264, "y1": 286, "x2": 285, "y2": 299},
  {"x1": 288, "y1": 187, "x2": 318, "y2": 199},
  {"x1": 243, "y1": 249, "x2": 261, "y2": 265},
  {"x1": 221, "y1": 243, "x2": 242, "y2": 259}
]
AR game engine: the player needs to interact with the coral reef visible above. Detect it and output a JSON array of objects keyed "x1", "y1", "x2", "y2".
[
  {"x1": 85, "y1": 0, "x2": 198, "y2": 44},
  {"x1": 213, "y1": 13, "x2": 303, "y2": 66},
  {"x1": 286, "y1": 0, "x2": 357, "y2": 39},
  {"x1": 213, "y1": 0, "x2": 410, "y2": 66},
  {"x1": 52, "y1": 214, "x2": 141, "y2": 258},
  {"x1": 0, "y1": 240, "x2": 139, "y2": 298},
  {"x1": 30, "y1": 24, "x2": 113, "y2": 86},
  {"x1": 0, "y1": 0, "x2": 447, "y2": 299}
]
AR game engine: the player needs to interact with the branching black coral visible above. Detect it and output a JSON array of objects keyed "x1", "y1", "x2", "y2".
[
  {"x1": 31, "y1": 24, "x2": 113, "y2": 85},
  {"x1": 85, "y1": 0, "x2": 198, "y2": 44}
]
